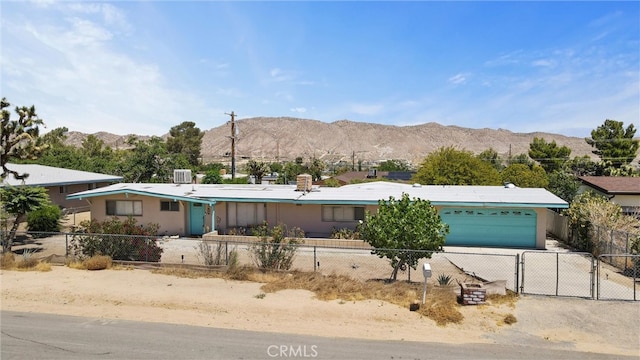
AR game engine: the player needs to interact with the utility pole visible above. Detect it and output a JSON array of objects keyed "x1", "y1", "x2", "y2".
[{"x1": 226, "y1": 111, "x2": 237, "y2": 179}]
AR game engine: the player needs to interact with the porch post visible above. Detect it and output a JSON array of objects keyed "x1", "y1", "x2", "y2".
[{"x1": 210, "y1": 201, "x2": 217, "y2": 234}]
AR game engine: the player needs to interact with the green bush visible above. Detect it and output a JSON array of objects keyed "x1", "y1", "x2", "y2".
[
  {"x1": 69, "y1": 217, "x2": 163, "y2": 262},
  {"x1": 249, "y1": 222, "x2": 304, "y2": 271},
  {"x1": 27, "y1": 204, "x2": 62, "y2": 235}
]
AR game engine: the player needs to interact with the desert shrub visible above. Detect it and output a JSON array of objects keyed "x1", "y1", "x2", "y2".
[
  {"x1": 503, "y1": 314, "x2": 517, "y2": 325},
  {"x1": 330, "y1": 227, "x2": 360, "y2": 240},
  {"x1": 249, "y1": 222, "x2": 304, "y2": 271},
  {"x1": 15, "y1": 249, "x2": 39, "y2": 269},
  {"x1": 1, "y1": 252, "x2": 16, "y2": 269},
  {"x1": 69, "y1": 217, "x2": 163, "y2": 262},
  {"x1": 196, "y1": 241, "x2": 224, "y2": 266},
  {"x1": 27, "y1": 204, "x2": 62, "y2": 236},
  {"x1": 437, "y1": 273, "x2": 452, "y2": 286},
  {"x1": 83, "y1": 255, "x2": 113, "y2": 270}
]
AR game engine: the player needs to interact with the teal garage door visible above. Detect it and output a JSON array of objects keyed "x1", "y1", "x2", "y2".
[{"x1": 439, "y1": 208, "x2": 536, "y2": 248}]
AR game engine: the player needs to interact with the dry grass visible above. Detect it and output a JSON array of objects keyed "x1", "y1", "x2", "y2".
[
  {"x1": 486, "y1": 290, "x2": 519, "y2": 308},
  {"x1": 0, "y1": 252, "x2": 51, "y2": 272},
  {"x1": 83, "y1": 256, "x2": 113, "y2": 270},
  {"x1": 145, "y1": 266, "x2": 520, "y2": 326},
  {"x1": 1, "y1": 252, "x2": 16, "y2": 269},
  {"x1": 503, "y1": 314, "x2": 518, "y2": 325}
]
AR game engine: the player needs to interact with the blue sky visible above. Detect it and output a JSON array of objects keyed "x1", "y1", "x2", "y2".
[{"x1": 1, "y1": 1, "x2": 638, "y2": 138}]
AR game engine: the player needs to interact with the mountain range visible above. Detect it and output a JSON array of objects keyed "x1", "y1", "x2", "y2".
[{"x1": 64, "y1": 117, "x2": 615, "y2": 167}]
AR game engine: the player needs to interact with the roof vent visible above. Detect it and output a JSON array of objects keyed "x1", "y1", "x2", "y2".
[
  {"x1": 412, "y1": 183, "x2": 422, "y2": 188},
  {"x1": 296, "y1": 174, "x2": 313, "y2": 192},
  {"x1": 504, "y1": 182, "x2": 516, "y2": 188},
  {"x1": 173, "y1": 169, "x2": 192, "y2": 184}
]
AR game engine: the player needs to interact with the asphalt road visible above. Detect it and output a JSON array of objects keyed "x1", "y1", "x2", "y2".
[{"x1": 1, "y1": 311, "x2": 634, "y2": 360}]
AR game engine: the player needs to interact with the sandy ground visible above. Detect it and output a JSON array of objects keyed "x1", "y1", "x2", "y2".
[{"x1": 1, "y1": 266, "x2": 639, "y2": 357}]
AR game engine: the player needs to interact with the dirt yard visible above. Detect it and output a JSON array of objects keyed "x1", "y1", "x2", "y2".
[{"x1": 1, "y1": 266, "x2": 638, "y2": 357}]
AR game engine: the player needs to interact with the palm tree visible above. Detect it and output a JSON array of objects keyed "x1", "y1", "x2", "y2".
[{"x1": 1, "y1": 185, "x2": 49, "y2": 252}]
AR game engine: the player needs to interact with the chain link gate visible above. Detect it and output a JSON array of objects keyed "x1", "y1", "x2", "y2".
[
  {"x1": 521, "y1": 251, "x2": 595, "y2": 298},
  {"x1": 597, "y1": 254, "x2": 640, "y2": 301}
]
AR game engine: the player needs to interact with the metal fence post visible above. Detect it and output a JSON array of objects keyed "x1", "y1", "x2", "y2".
[
  {"x1": 556, "y1": 253, "x2": 560, "y2": 296},
  {"x1": 634, "y1": 256, "x2": 637, "y2": 301},
  {"x1": 408, "y1": 251, "x2": 411, "y2": 282},
  {"x1": 65, "y1": 233, "x2": 69, "y2": 257},
  {"x1": 225, "y1": 241, "x2": 229, "y2": 266},
  {"x1": 515, "y1": 253, "x2": 520, "y2": 294},
  {"x1": 520, "y1": 252, "x2": 526, "y2": 294},
  {"x1": 590, "y1": 255, "x2": 595, "y2": 299},
  {"x1": 313, "y1": 246, "x2": 317, "y2": 272},
  {"x1": 596, "y1": 256, "x2": 600, "y2": 300}
]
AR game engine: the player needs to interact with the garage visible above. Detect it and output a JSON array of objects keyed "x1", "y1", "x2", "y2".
[{"x1": 439, "y1": 208, "x2": 537, "y2": 248}]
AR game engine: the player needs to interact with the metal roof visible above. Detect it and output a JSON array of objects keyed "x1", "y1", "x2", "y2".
[
  {"x1": 2, "y1": 163, "x2": 123, "y2": 187},
  {"x1": 67, "y1": 181, "x2": 568, "y2": 208}
]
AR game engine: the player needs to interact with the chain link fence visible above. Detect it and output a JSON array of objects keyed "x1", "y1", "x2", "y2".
[
  {"x1": 597, "y1": 254, "x2": 640, "y2": 301},
  {"x1": 3, "y1": 230, "x2": 638, "y2": 301}
]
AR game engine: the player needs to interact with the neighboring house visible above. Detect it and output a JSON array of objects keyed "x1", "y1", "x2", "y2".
[
  {"x1": 67, "y1": 175, "x2": 568, "y2": 249},
  {"x1": 2, "y1": 163, "x2": 123, "y2": 210},
  {"x1": 578, "y1": 176, "x2": 640, "y2": 217}
]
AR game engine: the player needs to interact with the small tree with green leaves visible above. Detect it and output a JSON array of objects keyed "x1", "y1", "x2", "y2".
[
  {"x1": 413, "y1": 146, "x2": 501, "y2": 185},
  {"x1": 500, "y1": 163, "x2": 548, "y2": 188},
  {"x1": 249, "y1": 222, "x2": 304, "y2": 271},
  {"x1": 0, "y1": 186, "x2": 50, "y2": 252},
  {"x1": 27, "y1": 203, "x2": 62, "y2": 236},
  {"x1": 359, "y1": 193, "x2": 449, "y2": 281}
]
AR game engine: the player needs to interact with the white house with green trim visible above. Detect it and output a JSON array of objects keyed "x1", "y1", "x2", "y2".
[{"x1": 67, "y1": 177, "x2": 568, "y2": 249}]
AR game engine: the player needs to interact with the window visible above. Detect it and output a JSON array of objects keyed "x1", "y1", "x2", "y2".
[
  {"x1": 160, "y1": 201, "x2": 180, "y2": 212},
  {"x1": 59, "y1": 186, "x2": 69, "y2": 194},
  {"x1": 88, "y1": 183, "x2": 96, "y2": 190},
  {"x1": 106, "y1": 200, "x2": 143, "y2": 216},
  {"x1": 227, "y1": 203, "x2": 266, "y2": 227},
  {"x1": 322, "y1": 206, "x2": 365, "y2": 222}
]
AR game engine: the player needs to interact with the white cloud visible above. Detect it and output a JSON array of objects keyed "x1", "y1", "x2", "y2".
[
  {"x1": 531, "y1": 59, "x2": 555, "y2": 68},
  {"x1": 0, "y1": 3, "x2": 217, "y2": 135},
  {"x1": 290, "y1": 107, "x2": 307, "y2": 113},
  {"x1": 448, "y1": 73, "x2": 468, "y2": 85}
]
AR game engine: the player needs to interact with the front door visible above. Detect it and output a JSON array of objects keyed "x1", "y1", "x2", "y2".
[{"x1": 189, "y1": 202, "x2": 205, "y2": 236}]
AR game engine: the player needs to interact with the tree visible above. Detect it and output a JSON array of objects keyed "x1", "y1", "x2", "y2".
[
  {"x1": 118, "y1": 136, "x2": 190, "y2": 183},
  {"x1": 547, "y1": 171, "x2": 580, "y2": 204},
  {"x1": 377, "y1": 159, "x2": 411, "y2": 172},
  {"x1": 500, "y1": 164, "x2": 548, "y2": 188},
  {"x1": 509, "y1": 153, "x2": 534, "y2": 167},
  {"x1": 359, "y1": 193, "x2": 449, "y2": 281},
  {"x1": 1, "y1": 98, "x2": 47, "y2": 180},
  {"x1": 201, "y1": 169, "x2": 222, "y2": 184},
  {"x1": 34, "y1": 127, "x2": 87, "y2": 170},
  {"x1": 307, "y1": 157, "x2": 325, "y2": 181},
  {"x1": 566, "y1": 155, "x2": 600, "y2": 176},
  {"x1": 477, "y1": 148, "x2": 504, "y2": 171},
  {"x1": 245, "y1": 160, "x2": 270, "y2": 183},
  {"x1": 585, "y1": 119, "x2": 639, "y2": 168},
  {"x1": 166, "y1": 121, "x2": 204, "y2": 166},
  {"x1": 413, "y1": 146, "x2": 501, "y2": 185},
  {"x1": 528, "y1": 137, "x2": 571, "y2": 173},
  {"x1": 566, "y1": 191, "x2": 640, "y2": 255},
  {"x1": 0, "y1": 186, "x2": 50, "y2": 252}
]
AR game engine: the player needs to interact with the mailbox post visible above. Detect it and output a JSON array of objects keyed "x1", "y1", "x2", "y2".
[{"x1": 422, "y1": 263, "x2": 432, "y2": 304}]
